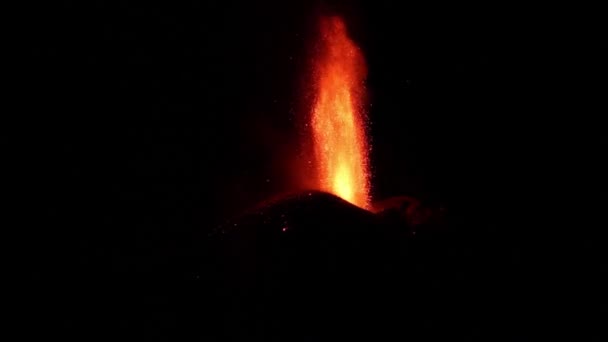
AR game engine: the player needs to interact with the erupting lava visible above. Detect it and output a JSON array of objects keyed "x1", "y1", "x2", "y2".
[{"x1": 311, "y1": 16, "x2": 371, "y2": 209}]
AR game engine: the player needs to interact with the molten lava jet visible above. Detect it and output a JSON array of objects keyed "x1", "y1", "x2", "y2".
[{"x1": 310, "y1": 16, "x2": 371, "y2": 209}]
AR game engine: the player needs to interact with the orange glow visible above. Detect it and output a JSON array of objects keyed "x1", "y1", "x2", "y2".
[{"x1": 311, "y1": 16, "x2": 371, "y2": 209}]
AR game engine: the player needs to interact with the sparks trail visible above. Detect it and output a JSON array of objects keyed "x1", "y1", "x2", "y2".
[{"x1": 310, "y1": 16, "x2": 370, "y2": 209}]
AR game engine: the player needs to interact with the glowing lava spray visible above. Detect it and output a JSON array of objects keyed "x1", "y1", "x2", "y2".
[{"x1": 310, "y1": 16, "x2": 371, "y2": 209}]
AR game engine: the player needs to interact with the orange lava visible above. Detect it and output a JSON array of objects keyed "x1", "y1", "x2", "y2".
[{"x1": 311, "y1": 16, "x2": 371, "y2": 209}]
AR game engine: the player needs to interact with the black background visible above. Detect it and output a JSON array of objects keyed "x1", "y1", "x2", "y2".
[{"x1": 28, "y1": 0, "x2": 605, "y2": 339}]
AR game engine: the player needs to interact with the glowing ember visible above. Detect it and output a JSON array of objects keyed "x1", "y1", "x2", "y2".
[{"x1": 311, "y1": 16, "x2": 371, "y2": 209}]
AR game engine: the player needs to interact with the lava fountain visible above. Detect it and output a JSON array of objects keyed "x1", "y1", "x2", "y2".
[{"x1": 310, "y1": 16, "x2": 371, "y2": 209}]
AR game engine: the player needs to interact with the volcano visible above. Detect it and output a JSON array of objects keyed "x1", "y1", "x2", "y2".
[
  {"x1": 205, "y1": 191, "x2": 479, "y2": 340},
  {"x1": 204, "y1": 16, "x2": 459, "y2": 337}
]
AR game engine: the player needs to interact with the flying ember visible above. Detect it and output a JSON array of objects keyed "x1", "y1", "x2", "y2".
[{"x1": 310, "y1": 16, "x2": 371, "y2": 209}]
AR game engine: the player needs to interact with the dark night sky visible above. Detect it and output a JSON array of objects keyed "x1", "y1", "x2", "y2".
[
  {"x1": 32, "y1": 1, "x2": 606, "y2": 230},
  {"x1": 27, "y1": 1, "x2": 605, "y2": 338}
]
